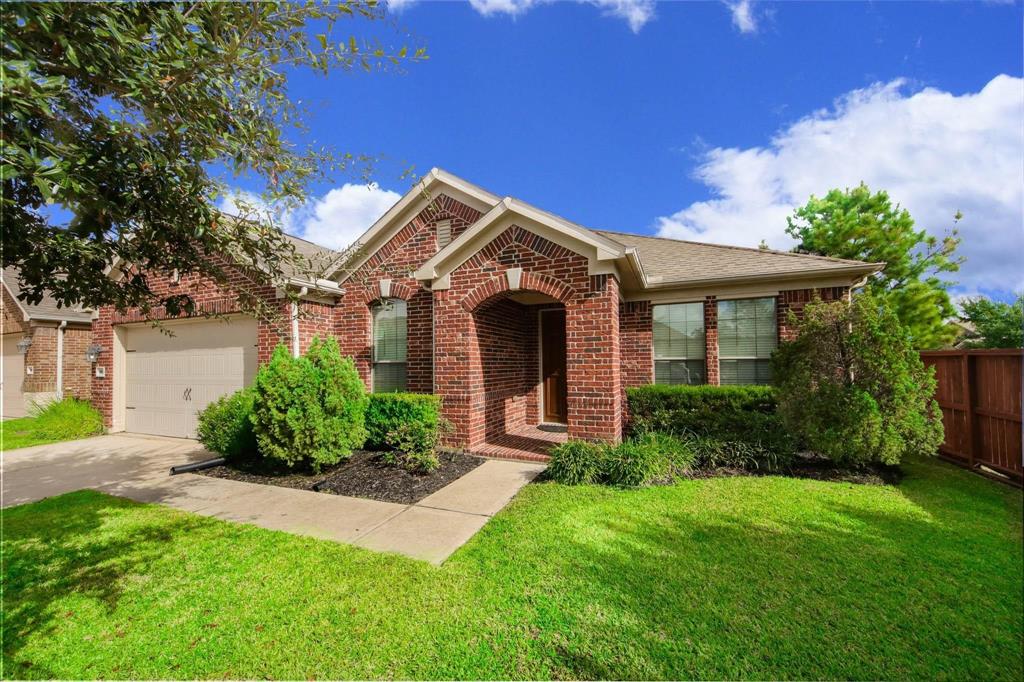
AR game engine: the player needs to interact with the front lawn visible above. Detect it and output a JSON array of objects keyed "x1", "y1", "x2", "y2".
[
  {"x1": 3, "y1": 456, "x2": 1021, "y2": 680},
  {"x1": 1, "y1": 398, "x2": 104, "y2": 450}
]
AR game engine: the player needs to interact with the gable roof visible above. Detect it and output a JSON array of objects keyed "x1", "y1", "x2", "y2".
[
  {"x1": 332, "y1": 168, "x2": 501, "y2": 281},
  {"x1": 2, "y1": 266, "x2": 93, "y2": 323},
  {"x1": 414, "y1": 196, "x2": 626, "y2": 287},
  {"x1": 328, "y1": 167, "x2": 883, "y2": 292}
]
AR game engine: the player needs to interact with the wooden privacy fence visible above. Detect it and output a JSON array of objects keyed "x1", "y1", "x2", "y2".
[{"x1": 920, "y1": 349, "x2": 1022, "y2": 486}]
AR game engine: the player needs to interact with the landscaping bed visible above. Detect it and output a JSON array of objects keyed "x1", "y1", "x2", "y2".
[
  {"x1": 197, "y1": 449, "x2": 485, "y2": 504},
  {"x1": 675, "y1": 454, "x2": 903, "y2": 486}
]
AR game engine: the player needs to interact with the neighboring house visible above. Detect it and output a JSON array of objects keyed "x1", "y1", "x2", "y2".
[
  {"x1": 2, "y1": 267, "x2": 93, "y2": 418},
  {"x1": 90, "y1": 169, "x2": 881, "y2": 457}
]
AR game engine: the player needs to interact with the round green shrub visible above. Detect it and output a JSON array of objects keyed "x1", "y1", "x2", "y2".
[
  {"x1": 546, "y1": 440, "x2": 607, "y2": 485},
  {"x1": 250, "y1": 337, "x2": 368, "y2": 472},
  {"x1": 773, "y1": 293, "x2": 944, "y2": 466},
  {"x1": 196, "y1": 388, "x2": 257, "y2": 462},
  {"x1": 365, "y1": 393, "x2": 441, "y2": 451}
]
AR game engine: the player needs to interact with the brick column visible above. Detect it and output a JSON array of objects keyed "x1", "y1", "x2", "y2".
[
  {"x1": 566, "y1": 274, "x2": 622, "y2": 443},
  {"x1": 704, "y1": 296, "x2": 719, "y2": 386},
  {"x1": 433, "y1": 289, "x2": 485, "y2": 449}
]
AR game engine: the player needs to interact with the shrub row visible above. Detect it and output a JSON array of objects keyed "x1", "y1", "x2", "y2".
[
  {"x1": 197, "y1": 338, "x2": 445, "y2": 474},
  {"x1": 546, "y1": 432, "x2": 696, "y2": 487},
  {"x1": 626, "y1": 384, "x2": 795, "y2": 457}
]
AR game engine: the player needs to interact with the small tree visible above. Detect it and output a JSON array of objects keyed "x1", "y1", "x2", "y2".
[
  {"x1": 957, "y1": 295, "x2": 1024, "y2": 349},
  {"x1": 250, "y1": 337, "x2": 367, "y2": 472},
  {"x1": 772, "y1": 293, "x2": 944, "y2": 466},
  {"x1": 786, "y1": 184, "x2": 963, "y2": 349}
]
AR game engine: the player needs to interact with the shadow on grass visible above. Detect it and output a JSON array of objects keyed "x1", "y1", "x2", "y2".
[
  {"x1": 472, "y1": 459, "x2": 1024, "y2": 680},
  {"x1": 2, "y1": 491, "x2": 215, "y2": 679}
]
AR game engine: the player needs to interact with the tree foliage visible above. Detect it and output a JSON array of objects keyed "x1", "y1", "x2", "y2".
[
  {"x1": 786, "y1": 184, "x2": 963, "y2": 349},
  {"x1": 2, "y1": 2, "x2": 424, "y2": 318},
  {"x1": 773, "y1": 293, "x2": 944, "y2": 467},
  {"x1": 957, "y1": 294, "x2": 1024, "y2": 349},
  {"x1": 250, "y1": 337, "x2": 368, "y2": 472}
]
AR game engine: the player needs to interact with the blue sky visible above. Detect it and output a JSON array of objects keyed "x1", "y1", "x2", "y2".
[{"x1": 230, "y1": 1, "x2": 1024, "y2": 300}]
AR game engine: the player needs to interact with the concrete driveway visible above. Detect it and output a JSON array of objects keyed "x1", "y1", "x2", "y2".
[{"x1": 2, "y1": 434, "x2": 544, "y2": 564}]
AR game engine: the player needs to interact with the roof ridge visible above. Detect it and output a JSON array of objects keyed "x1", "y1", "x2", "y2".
[{"x1": 593, "y1": 229, "x2": 873, "y2": 266}]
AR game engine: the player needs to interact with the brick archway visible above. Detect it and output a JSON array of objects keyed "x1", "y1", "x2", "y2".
[
  {"x1": 460, "y1": 271, "x2": 575, "y2": 313},
  {"x1": 354, "y1": 279, "x2": 417, "y2": 306}
]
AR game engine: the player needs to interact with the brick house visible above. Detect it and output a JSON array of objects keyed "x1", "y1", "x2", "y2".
[
  {"x1": 89, "y1": 169, "x2": 881, "y2": 459},
  {"x1": 2, "y1": 267, "x2": 93, "y2": 418}
]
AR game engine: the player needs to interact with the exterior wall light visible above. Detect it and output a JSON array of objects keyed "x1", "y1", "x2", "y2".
[
  {"x1": 16, "y1": 337, "x2": 31, "y2": 354},
  {"x1": 85, "y1": 344, "x2": 104, "y2": 363}
]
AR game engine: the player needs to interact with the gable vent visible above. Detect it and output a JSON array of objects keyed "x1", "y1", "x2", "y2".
[{"x1": 435, "y1": 219, "x2": 453, "y2": 249}]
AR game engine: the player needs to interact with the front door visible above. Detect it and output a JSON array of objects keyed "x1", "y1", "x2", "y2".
[{"x1": 540, "y1": 309, "x2": 567, "y2": 424}]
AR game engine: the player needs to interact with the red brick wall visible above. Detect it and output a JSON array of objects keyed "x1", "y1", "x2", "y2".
[
  {"x1": 337, "y1": 193, "x2": 484, "y2": 392},
  {"x1": 617, "y1": 286, "x2": 852, "y2": 391},
  {"x1": 778, "y1": 286, "x2": 848, "y2": 342},
  {"x1": 620, "y1": 300, "x2": 653, "y2": 387},
  {"x1": 61, "y1": 326, "x2": 92, "y2": 400},
  {"x1": 91, "y1": 260, "x2": 333, "y2": 426},
  {"x1": 704, "y1": 296, "x2": 720, "y2": 386},
  {"x1": 1, "y1": 285, "x2": 28, "y2": 336},
  {"x1": 22, "y1": 325, "x2": 56, "y2": 393},
  {"x1": 435, "y1": 225, "x2": 623, "y2": 447},
  {"x1": 474, "y1": 297, "x2": 540, "y2": 440}
]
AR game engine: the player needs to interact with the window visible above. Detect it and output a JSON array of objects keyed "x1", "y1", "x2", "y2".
[
  {"x1": 653, "y1": 302, "x2": 705, "y2": 385},
  {"x1": 372, "y1": 299, "x2": 407, "y2": 392},
  {"x1": 717, "y1": 297, "x2": 777, "y2": 385}
]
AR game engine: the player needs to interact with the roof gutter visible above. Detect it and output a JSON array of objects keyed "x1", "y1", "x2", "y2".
[{"x1": 636, "y1": 262, "x2": 885, "y2": 291}]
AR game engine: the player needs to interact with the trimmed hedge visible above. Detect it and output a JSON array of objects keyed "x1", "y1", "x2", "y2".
[
  {"x1": 626, "y1": 384, "x2": 794, "y2": 455},
  {"x1": 364, "y1": 393, "x2": 442, "y2": 451}
]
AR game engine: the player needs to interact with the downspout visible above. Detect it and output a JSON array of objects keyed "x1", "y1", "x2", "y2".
[
  {"x1": 291, "y1": 287, "x2": 309, "y2": 358},
  {"x1": 55, "y1": 321, "x2": 67, "y2": 399}
]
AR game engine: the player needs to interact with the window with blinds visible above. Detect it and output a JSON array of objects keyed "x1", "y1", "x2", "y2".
[
  {"x1": 653, "y1": 302, "x2": 705, "y2": 385},
  {"x1": 717, "y1": 297, "x2": 777, "y2": 385},
  {"x1": 372, "y1": 299, "x2": 407, "y2": 392}
]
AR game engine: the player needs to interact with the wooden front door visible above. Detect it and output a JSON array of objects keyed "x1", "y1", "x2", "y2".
[{"x1": 541, "y1": 309, "x2": 568, "y2": 424}]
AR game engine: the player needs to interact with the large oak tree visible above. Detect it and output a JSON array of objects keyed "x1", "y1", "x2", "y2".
[{"x1": 2, "y1": 1, "x2": 423, "y2": 319}]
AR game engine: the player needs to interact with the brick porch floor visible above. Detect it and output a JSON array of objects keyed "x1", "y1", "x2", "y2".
[{"x1": 470, "y1": 424, "x2": 568, "y2": 463}]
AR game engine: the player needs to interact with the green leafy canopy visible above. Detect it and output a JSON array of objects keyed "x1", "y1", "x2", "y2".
[
  {"x1": 786, "y1": 183, "x2": 964, "y2": 349},
  {"x1": 2, "y1": 2, "x2": 425, "y2": 319},
  {"x1": 957, "y1": 294, "x2": 1024, "y2": 349}
]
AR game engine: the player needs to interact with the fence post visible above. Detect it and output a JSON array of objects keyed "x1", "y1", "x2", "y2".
[{"x1": 962, "y1": 352, "x2": 975, "y2": 468}]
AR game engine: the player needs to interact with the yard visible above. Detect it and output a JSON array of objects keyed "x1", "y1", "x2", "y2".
[{"x1": 3, "y1": 455, "x2": 1021, "y2": 680}]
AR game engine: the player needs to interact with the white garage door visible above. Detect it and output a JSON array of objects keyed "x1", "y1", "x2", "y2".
[
  {"x1": 2, "y1": 334, "x2": 26, "y2": 419},
  {"x1": 124, "y1": 318, "x2": 258, "y2": 438}
]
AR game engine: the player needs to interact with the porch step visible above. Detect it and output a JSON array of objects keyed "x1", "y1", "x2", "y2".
[{"x1": 467, "y1": 424, "x2": 567, "y2": 464}]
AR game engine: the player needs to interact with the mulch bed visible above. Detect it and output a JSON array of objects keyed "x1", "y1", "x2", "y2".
[
  {"x1": 675, "y1": 454, "x2": 903, "y2": 486},
  {"x1": 196, "y1": 449, "x2": 485, "y2": 505}
]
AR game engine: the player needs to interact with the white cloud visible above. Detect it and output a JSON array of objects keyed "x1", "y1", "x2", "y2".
[
  {"x1": 294, "y1": 183, "x2": 401, "y2": 251},
  {"x1": 725, "y1": 1, "x2": 758, "y2": 34},
  {"x1": 656, "y1": 74, "x2": 1024, "y2": 295},
  {"x1": 217, "y1": 183, "x2": 401, "y2": 252},
  {"x1": 391, "y1": 0, "x2": 656, "y2": 33}
]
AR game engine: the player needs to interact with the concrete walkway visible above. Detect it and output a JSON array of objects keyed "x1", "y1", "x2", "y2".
[{"x1": 2, "y1": 434, "x2": 545, "y2": 564}]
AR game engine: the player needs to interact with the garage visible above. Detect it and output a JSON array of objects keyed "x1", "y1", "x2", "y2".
[
  {"x1": 123, "y1": 317, "x2": 258, "y2": 438},
  {"x1": 2, "y1": 334, "x2": 27, "y2": 419}
]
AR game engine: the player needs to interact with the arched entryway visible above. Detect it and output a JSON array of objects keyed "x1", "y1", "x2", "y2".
[{"x1": 470, "y1": 290, "x2": 568, "y2": 457}]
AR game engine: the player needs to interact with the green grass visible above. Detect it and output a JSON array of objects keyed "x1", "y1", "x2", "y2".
[
  {"x1": 2, "y1": 398, "x2": 104, "y2": 450},
  {"x1": 3, "y1": 456, "x2": 1021, "y2": 680}
]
